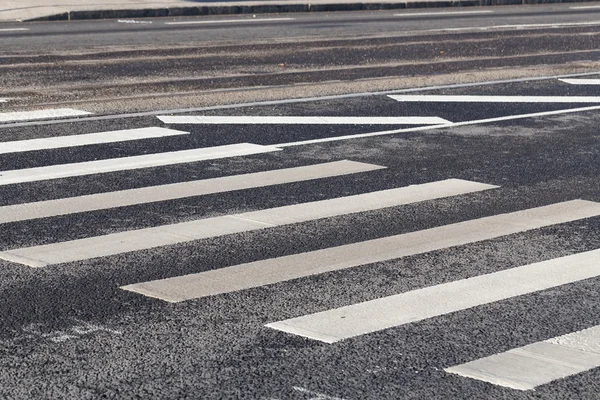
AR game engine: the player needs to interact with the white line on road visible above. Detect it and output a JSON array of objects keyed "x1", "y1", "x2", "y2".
[
  {"x1": 0, "y1": 99, "x2": 7, "y2": 103},
  {"x1": 157, "y1": 116, "x2": 451, "y2": 125},
  {"x1": 558, "y1": 79, "x2": 600, "y2": 85},
  {"x1": 570, "y1": 5, "x2": 600, "y2": 9},
  {"x1": 0, "y1": 28, "x2": 29, "y2": 32},
  {"x1": 267, "y1": 247, "x2": 600, "y2": 343},
  {"x1": 165, "y1": 18, "x2": 295, "y2": 25},
  {"x1": 0, "y1": 160, "x2": 385, "y2": 224},
  {"x1": 0, "y1": 108, "x2": 91, "y2": 123},
  {"x1": 0, "y1": 179, "x2": 498, "y2": 268},
  {"x1": 395, "y1": 10, "x2": 494, "y2": 17},
  {"x1": 0, "y1": 127, "x2": 188, "y2": 155},
  {"x1": 424, "y1": 21, "x2": 600, "y2": 32},
  {"x1": 121, "y1": 200, "x2": 600, "y2": 303},
  {"x1": 0, "y1": 143, "x2": 281, "y2": 186},
  {"x1": 389, "y1": 95, "x2": 600, "y2": 103},
  {"x1": 275, "y1": 105, "x2": 600, "y2": 147},
  {"x1": 446, "y1": 324, "x2": 600, "y2": 390}
]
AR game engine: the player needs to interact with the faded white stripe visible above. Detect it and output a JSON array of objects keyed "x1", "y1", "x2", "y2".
[
  {"x1": 165, "y1": 18, "x2": 295, "y2": 25},
  {"x1": 395, "y1": 10, "x2": 493, "y2": 17},
  {"x1": 0, "y1": 108, "x2": 91, "y2": 123},
  {"x1": 157, "y1": 116, "x2": 451, "y2": 125},
  {"x1": 0, "y1": 160, "x2": 384, "y2": 224},
  {"x1": 0, "y1": 127, "x2": 188, "y2": 155},
  {"x1": 559, "y1": 79, "x2": 600, "y2": 85},
  {"x1": 446, "y1": 324, "x2": 600, "y2": 390},
  {"x1": 0, "y1": 143, "x2": 281, "y2": 186},
  {"x1": 425, "y1": 21, "x2": 600, "y2": 32},
  {"x1": 121, "y1": 200, "x2": 599, "y2": 303},
  {"x1": 267, "y1": 247, "x2": 600, "y2": 343},
  {"x1": 0, "y1": 179, "x2": 498, "y2": 268},
  {"x1": 0, "y1": 28, "x2": 29, "y2": 32},
  {"x1": 389, "y1": 95, "x2": 600, "y2": 103}
]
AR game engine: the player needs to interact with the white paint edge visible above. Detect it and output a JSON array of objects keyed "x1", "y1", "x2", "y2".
[
  {"x1": 267, "y1": 247, "x2": 600, "y2": 344},
  {"x1": 121, "y1": 200, "x2": 600, "y2": 303},
  {"x1": 0, "y1": 143, "x2": 281, "y2": 186},
  {"x1": 424, "y1": 21, "x2": 600, "y2": 32},
  {"x1": 558, "y1": 79, "x2": 600, "y2": 85},
  {"x1": 0, "y1": 127, "x2": 189, "y2": 155},
  {"x1": 394, "y1": 10, "x2": 494, "y2": 17},
  {"x1": 388, "y1": 95, "x2": 600, "y2": 103},
  {"x1": 0, "y1": 179, "x2": 498, "y2": 268},
  {"x1": 445, "y1": 324, "x2": 600, "y2": 390},
  {"x1": 275, "y1": 105, "x2": 600, "y2": 147},
  {"x1": 157, "y1": 116, "x2": 452, "y2": 125},
  {"x1": 165, "y1": 18, "x2": 295, "y2": 25},
  {"x1": 0, "y1": 28, "x2": 29, "y2": 32},
  {"x1": 570, "y1": 5, "x2": 600, "y2": 9},
  {"x1": 0, "y1": 160, "x2": 385, "y2": 224},
  {"x1": 0, "y1": 108, "x2": 92, "y2": 123}
]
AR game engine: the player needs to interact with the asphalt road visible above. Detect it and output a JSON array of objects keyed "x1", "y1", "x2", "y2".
[{"x1": 1, "y1": 5, "x2": 600, "y2": 400}]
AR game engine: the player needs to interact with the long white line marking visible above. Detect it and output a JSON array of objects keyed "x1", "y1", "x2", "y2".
[
  {"x1": 0, "y1": 179, "x2": 498, "y2": 268},
  {"x1": 267, "y1": 247, "x2": 600, "y2": 344},
  {"x1": 570, "y1": 5, "x2": 600, "y2": 9},
  {"x1": 122, "y1": 200, "x2": 599, "y2": 303},
  {"x1": 0, "y1": 108, "x2": 91, "y2": 123},
  {"x1": 0, "y1": 160, "x2": 384, "y2": 224},
  {"x1": 395, "y1": 10, "x2": 494, "y2": 17},
  {"x1": 157, "y1": 116, "x2": 451, "y2": 125},
  {"x1": 0, "y1": 28, "x2": 29, "y2": 32},
  {"x1": 0, "y1": 143, "x2": 281, "y2": 186},
  {"x1": 559, "y1": 79, "x2": 600, "y2": 85},
  {"x1": 389, "y1": 95, "x2": 600, "y2": 103},
  {"x1": 425, "y1": 21, "x2": 600, "y2": 32},
  {"x1": 446, "y1": 324, "x2": 600, "y2": 390},
  {"x1": 0, "y1": 127, "x2": 188, "y2": 155},
  {"x1": 165, "y1": 18, "x2": 295, "y2": 25},
  {"x1": 0, "y1": 99, "x2": 7, "y2": 103},
  {"x1": 275, "y1": 105, "x2": 600, "y2": 147}
]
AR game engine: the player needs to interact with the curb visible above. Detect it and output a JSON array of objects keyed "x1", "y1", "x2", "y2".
[{"x1": 26, "y1": 0, "x2": 600, "y2": 22}]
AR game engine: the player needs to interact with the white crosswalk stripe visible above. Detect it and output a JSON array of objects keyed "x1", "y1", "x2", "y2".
[
  {"x1": 389, "y1": 95, "x2": 600, "y2": 103},
  {"x1": 559, "y1": 79, "x2": 600, "y2": 85},
  {"x1": 157, "y1": 116, "x2": 452, "y2": 125},
  {"x1": 0, "y1": 160, "x2": 384, "y2": 224},
  {"x1": 0, "y1": 108, "x2": 92, "y2": 123},
  {"x1": 445, "y1": 324, "x2": 600, "y2": 390},
  {"x1": 266, "y1": 248, "x2": 600, "y2": 343},
  {"x1": 120, "y1": 200, "x2": 599, "y2": 302},
  {"x1": 0, "y1": 179, "x2": 496, "y2": 267},
  {"x1": 0, "y1": 143, "x2": 281, "y2": 186},
  {"x1": 0, "y1": 127, "x2": 189, "y2": 155}
]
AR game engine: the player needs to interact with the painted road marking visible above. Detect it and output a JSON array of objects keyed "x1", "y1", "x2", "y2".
[
  {"x1": 446, "y1": 324, "x2": 600, "y2": 390},
  {"x1": 0, "y1": 108, "x2": 91, "y2": 123},
  {"x1": 267, "y1": 248, "x2": 600, "y2": 343},
  {"x1": 157, "y1": 116, "x2": 451, "y2": 125},
  {"x1": 395, "y1": 10, "x2": 494, "y2": 17},
  {"x1": 165, "y1": 18, "x2": 295, "y2": 25},
  {"x1": 0, "y1": 99, "x2": 8, "y2": 103},
  {"x1": 0, "y1": 28, "x2": 29, "y2": 32},
  {"x1": 389, "y1": 95, "x2": 600, "y2": 103},
  {"x1": 0, "y1": 160, "x2": 384, "y2": 224},
  {"x1": 0, "y1": 179, "x2": 498, "y2": 268},
  {"x1": 425, "y1": 21, "x2": 600, "y2": 32},
  {"x1": 0, "y1": 127, "x2": 188, "y2": 155},
  {"x1": 0, "y1": 143, "x2": 281, "y2": 186},
  {"x1": 559, "y1": 79, "x2": 600, "y2": 85},
  {"x1": 570, "y1": 5, "x2": 600, "y2": 9},
  {"x1": 121, "y1": 200, "x2": 599, "y2": 303},
  {"x1": 275, "y1": 105, "x2": 600, "y2": 147}
]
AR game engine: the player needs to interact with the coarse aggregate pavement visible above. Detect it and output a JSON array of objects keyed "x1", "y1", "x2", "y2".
[{"x1": 0, "y1": 74, "x2": 600, "y2": 398}]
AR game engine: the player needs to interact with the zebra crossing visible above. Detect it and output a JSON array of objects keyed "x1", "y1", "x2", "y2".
[{"x1": 1, "y1": 83, "x2": 600, "y2": 395}]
